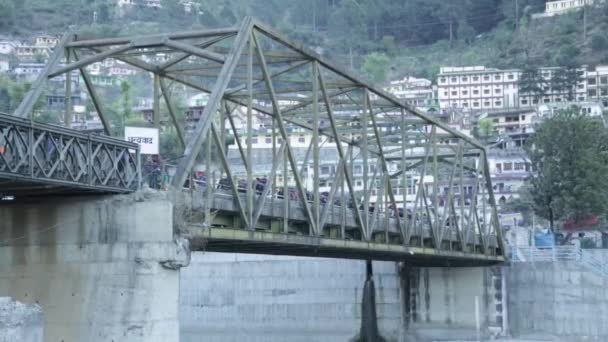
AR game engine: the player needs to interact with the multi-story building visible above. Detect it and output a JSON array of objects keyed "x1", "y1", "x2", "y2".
[
  {"x1": 585, "y1": 65, "x2": 608, "y2": 105},
  {"x1": 34, "y1": 35, "x2": 59, "y2": 48},
  {"x1": 384, "y1": 76, "x2": 435, "y2": 108},
  {"x1": 437, "y1": 66, "x2": 521, "y2": 111},
  {"x1": 0, "y1": 39, "x2": 17, "y2": 55},
  {"x1": 0, "y1": 54, "x2": 9, "y2": 73},
  {"x1": 539, "y1": 0, "x2": 598, "y2": 17},
  {"x1": 438, "y1": 65, "x2": 608, "y2": 110}
]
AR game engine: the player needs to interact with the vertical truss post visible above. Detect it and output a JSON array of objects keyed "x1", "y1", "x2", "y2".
[
  {"x1": 153, "y1": 73, "x2": 161, "y2": 128},
  {"x1": 172, "y1": 17, "x2": 253, "y2": 188},
  {"x1": 431, "y1": 126, "x2": 440, "y2": 248},
  {"x1": 483, "y1": 148, "x2": 504, "y2": 254},
  {"x1": 246, "y1": 35, "x2": 254, "y2": 229},
  {"x1": 458, "y1": 145, "x2": 466, "y2": 245},
  {"x1": 401, "y1": 109, "x2": 409, "y2": 244},
  {"x1": 64, "y1": 47, "x2": 72, "y2": 127},
  {"x1": 312, "y1": 61, "x2": 320, "y2": 234},
  {"x1": 362, "y1": 90, "x2": 370, "y2": 239},
  {"x1": 283, "y1": 145, "x2": 289, "y2": 234}
]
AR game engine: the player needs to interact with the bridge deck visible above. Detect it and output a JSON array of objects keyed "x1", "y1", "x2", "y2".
[
  {"x1": 186, "y1": 190, "x2": 503, "y2": 266},
  {"x1": 0, "y1": 113, "x2": 140, "y2": 198}
]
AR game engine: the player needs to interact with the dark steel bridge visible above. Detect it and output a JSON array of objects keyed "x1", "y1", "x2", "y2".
[{"x1": 0, "y1": 17, "x2": 505, "y2": 265}]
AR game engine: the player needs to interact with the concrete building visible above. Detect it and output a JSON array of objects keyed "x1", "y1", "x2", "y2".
[
  {"x1": 437, "y1": 66, "x2": 520, "y2": 110},
  {"x1": 541, "y1": 0, "x2": 598, "y2": 17},
  {"x1": 384, "y1": 76, "x2": 435, "y2": 108},
  {"x1": 0, "y1": 39, "x2": 17, "y2": 55},
  {"x1": 34, "y1": 35, "x2": 59, "y2": 48},
  {"x1": 437, "y1": 65, "x2": 608, "y2": 110},
  {"x1": 14, "y1": 45, "x2": 50, "y2": 60},
  {"x1": 0, "y1": 54, "x2": 9, "y2": 73}
]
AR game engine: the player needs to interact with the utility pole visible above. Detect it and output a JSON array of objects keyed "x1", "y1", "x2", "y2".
[
  {"x1": 349, "y1": 47, "x2": 354, "y2": 70},
  {"x1": 514, "y1": 0, "x2": 520, "y2": 33},
  {"x1": 583, "y1": 3, "x2": 587, "y2": 42}
]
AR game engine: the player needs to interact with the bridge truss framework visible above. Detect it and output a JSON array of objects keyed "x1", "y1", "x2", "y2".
[{"x1": 10, "y1": 17, "x2": 504, "y2": 264}]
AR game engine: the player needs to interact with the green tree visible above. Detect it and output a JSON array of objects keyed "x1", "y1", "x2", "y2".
[
  {"x1": 590, "y1": 32, "x2": 608, "y2": 52},
  {"x1": 362, "y1": 52, "x2": 389, "y2": 83},
  {"x1": 518, "y1": 66, "x2": 545, "y2": 103},
  {"x1": 550, "y1": 67, "x2": 582, "y2": 101},
  {"x1": 525, "y1": 108, "x2": 608, "y2": 231},
  {"x1": 476, "y1": 117, "x2": 495, "y2": 142}
]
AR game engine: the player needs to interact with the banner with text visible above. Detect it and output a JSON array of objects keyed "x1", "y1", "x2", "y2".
[{"x1": 125, "y1": 126, "x2": 159, "y2": 155}]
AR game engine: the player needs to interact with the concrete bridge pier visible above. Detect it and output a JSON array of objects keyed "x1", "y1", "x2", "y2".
[
  {"x1": 356, "y1": 260, "x2": 387, "y2": 342},
  {"x1": 0, "y1": 194, "x2": 186, "y2": 342}
]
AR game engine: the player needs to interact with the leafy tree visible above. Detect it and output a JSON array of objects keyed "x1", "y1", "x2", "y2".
[
  {"x1": 525, "y1": 108, "x2": 608, "y2": 231},
  {"x1": 554, "y1": 44, "x2": 580, "y2": 67},
  {"x1": 476, "y1": 117, "x2": 495, "y2": 142},
  {"x1": 362, "y1": 52, "x2": 389, "y2": 83},
  {"x1": 518, "y1": 66, "x2": 545, "y2": 103},
  {"x1": 590, "y1": 32, "x2": 608, "y2": 52},
  {"x1": 550, "y1": 67, "x2": 582, "y2": 101}
]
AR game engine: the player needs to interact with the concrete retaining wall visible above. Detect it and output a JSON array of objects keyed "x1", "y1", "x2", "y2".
[
  {"x1": 180, "y1": 253, "x2": 499, "y2": 342},
  {"x1": 508, "y1": 261, "x2": 608, "y2": 340},
  {"x1": 180, "y1": 253, "x2": 403, "y2": 342},
  {"x1": 0, "y1": 194, "x2": 181, "y2": 342},
  {"x1": 0, "y1": 297, "x2": 42, "y2": 342}
]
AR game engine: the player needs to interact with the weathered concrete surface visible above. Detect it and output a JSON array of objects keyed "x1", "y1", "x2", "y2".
[
  {"x1": 508, "y1": 261, "x2": 608, "y2": 341},
  {"x1": 0, "y1": 193, "x2": 182, "y2": 342},
  {"x1": 0, "y1": 297, "x2": 42, "y2": 342},
  {"x1": 405, "y1": 266, "x2": 500, "y2": 341},
  {"x1": 180, "y1": 252, "x2": 500, "y2": 342},
  {"x1": 180, "y1": 253, "x2": 404, "y2": 342}
]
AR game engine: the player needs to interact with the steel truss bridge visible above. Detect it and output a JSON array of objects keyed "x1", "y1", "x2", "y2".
[{"x1": 0, "y1": 17, "x2": 504, "y2": 265}]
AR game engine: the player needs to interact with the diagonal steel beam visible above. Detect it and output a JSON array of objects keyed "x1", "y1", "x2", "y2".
[
  {"x1": 48, "y1": 44, "x2": 133, "y2": 78},
  {"x1": 164, "y1": 39, "x2": 226, "y2": 64},
  {"x1": 159, "y1": 77, "x2": 186, "y2": 149},
  {"x1": 252, "y1": 29, "x2": 317, "y2": 235},
  {"x1": 172, "y1": 18, "x2": 253, "y2": 188}
]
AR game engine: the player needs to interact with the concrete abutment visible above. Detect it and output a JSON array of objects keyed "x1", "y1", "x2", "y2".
[{"x1": 0, "y1": 194, "x2": 182, "y2": 342}]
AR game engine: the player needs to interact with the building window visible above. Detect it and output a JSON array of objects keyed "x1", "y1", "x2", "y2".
[
  {"x1": 463, "y1": 102, "x2": 469, "y2": 107},
  {"x1": 600, "y1": 76, "x2": 608, "y2": 85},
  {"x1": 265, "y1": 137, "x2": 271, "y2": 144},
  {"x1": 298, "y1": 136, "x2": 306, "y2": 143},
  {"x1": 462, "y1": 76, "x2": 468, "y2": 82},
  {"x1": 589, "y1": 89, "x2": 597, "y2": 97},
  {"x1": 472, "y1": 76, "x2": 479, "y2": 82},
  {"x1": 514, "y1": 162, "x2": 525, "y2": 171},
  {"x1": 439, "y1": 77, "x2": 446, "y2": 83},
  {"x1": 484, "y1": 89, "x2": 490, "y2": 95},
  {"x1": 521, "y1": 99, "x2": 528, "y2": 105},
  {"x1": 588, "y1": 78, "x2": 597, "y2": 85},
  {"x1": 521, "y1": 115, "x2": 526, "y2": 120},
  {"x1": 543, "y1": 97, "x2": 550, "y2": 103},
  {"x1": 451, "y1": 77, "x2": 457, "y2": 82},
  {"x1": 251, "y1": 138, "x2": 258, "y2": 144},
  {"x1": 601, "y1": 88, "x2": 608, "y2": 96},
  {"x1": 503, "y1": 162, "x2": 513, "y2": 171},
  {"x1": 495, "y1": 75, "x2": 502, "y2": 81},
  {"x1": 473, "y1": 102, "x2": 480, "y2": 107},
  {"x1": 483, "y1": 75, "x2": 490, "y2": 81},
  {"x1": 451, "y1": 91, "x2": 457, "y2": 96},
  {"x1": 484, "y1": 101, "x2": 490, "y2": 106},
  {"x1": 462, "y1": 90, "x2": 468, "y2": 95},
  {"x1": 532, "y1": 98, "x2": 539, "y2": 104},
  {"x1": 444, "y1": 91, "x2": 449, "y2": 96},
  {"x1": 321, "y1": 166, "x2": 330, "y2": 175},
  {"x1": 495, "y1": 101, "x2": 502, "y2": 106},
  {"x1": 354, "y1": 165, "x2": 362, "y2": 175},
  {"x1": 473, "y1": 89, "x2": 479, "y2": 95},
  {"x1": 356, "y1": 180, "x2": 362, "y2": 187},
  {"x1": 495, "y1": 88, "x2": 502, "y2": 94},
  {"x1": 507, "y1": 74, "x2": 514, "y2": 80}
]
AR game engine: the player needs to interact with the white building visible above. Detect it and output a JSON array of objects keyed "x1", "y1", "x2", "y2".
[
  {"x1": 437, "y1": 65, "x2": 608, "y2": 110},
  {"x1": 0, "y1": 40, "x2": 18, "y2": 55},
  {"x1": 384, "y1": 76, "x2": 435, "y2": 108},
  {"x1": 34, "y1": 35, "x2": 59, "y2": 48},
  {"x1": 437, "y1": 66, "x2": 521, "y2": 111},
  {"x1": 0, "y1": 55, "x2": 9, "y2": 73},
  {"x1": 543, "y1": 0, "x2": 597, "y2": 16}
]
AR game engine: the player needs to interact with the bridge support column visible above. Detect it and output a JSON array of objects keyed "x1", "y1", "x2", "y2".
[
  {"x1": 357, "y1": 260, "x2": 387, "y2": 342},
  {"x1": 0, "y1": 194, "x2": 186, "y2": 342}
]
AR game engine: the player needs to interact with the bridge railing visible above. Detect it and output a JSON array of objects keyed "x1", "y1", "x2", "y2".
[{"x1": 0, "y1": 113, "x2": 140, "y2": 193}]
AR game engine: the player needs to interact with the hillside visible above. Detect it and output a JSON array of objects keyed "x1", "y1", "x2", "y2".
[{"x1": 1, "y1": 0, "x2": 608, "y2": 81}]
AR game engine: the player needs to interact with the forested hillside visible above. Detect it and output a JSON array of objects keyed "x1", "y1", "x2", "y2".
[{"x1": 1, "y1": 0, "x2": 608, "y2": 80}]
